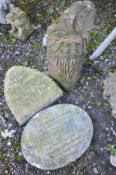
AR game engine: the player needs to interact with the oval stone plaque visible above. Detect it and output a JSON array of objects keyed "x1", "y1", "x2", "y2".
[{"x1": 21, "y1": 104, "x2": 93, "y2": 170}]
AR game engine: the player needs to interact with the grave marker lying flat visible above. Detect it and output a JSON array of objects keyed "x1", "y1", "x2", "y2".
[
  {"x1": 21, "y1": 104, "x2": 93, "y2": 170},
  {"x1": 4, "y1": 66, "x2": 63, "y2": 125},
  {"x1": 103, "y1": 72, "x2": 116, "y2": 118}
]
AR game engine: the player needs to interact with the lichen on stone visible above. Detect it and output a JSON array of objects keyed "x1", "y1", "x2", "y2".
[
  {"x1": 4, "y1": 66, "x2": 63, "y2": 125},
  {"x1": 103, "y1": 72, "x2": 116, "y2": 118}
]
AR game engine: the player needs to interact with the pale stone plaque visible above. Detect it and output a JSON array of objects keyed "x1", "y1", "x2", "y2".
[
  {"x1": 4, "y1": 66, "x2": 63, "y2": 125},
  {"x1": 103, "y1": 72, "x2": 116, "y2": 118},
  {"x1": 21, "y1": 104, "x2": 93, "y2": 170}
]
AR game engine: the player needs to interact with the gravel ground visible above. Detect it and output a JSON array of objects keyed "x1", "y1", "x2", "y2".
[{"x1": 0, "y1": 0, "x2": 116, "y2": 175}]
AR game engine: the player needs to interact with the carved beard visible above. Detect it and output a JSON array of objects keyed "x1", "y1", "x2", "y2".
[
  {"x1": 48, "y1": 54, "x2": 83, "y2": 90},
  {"x1": 47, "y1": 35, "x2": 89, "y2": 90}
]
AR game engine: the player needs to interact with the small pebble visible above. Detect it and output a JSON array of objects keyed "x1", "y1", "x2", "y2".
[
  {"x1": 93, "y1": 167, "x2": 99, "y2": 174},
  {"x1": 7, "y1": 141, "x2": 11, "y2": 146}
]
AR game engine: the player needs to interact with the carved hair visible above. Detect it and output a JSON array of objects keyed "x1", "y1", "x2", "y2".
[{"x1": 48, "y1": 1, "x2": 95, "y2": 35}]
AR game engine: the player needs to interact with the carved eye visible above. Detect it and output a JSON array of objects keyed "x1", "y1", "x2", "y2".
[{"x1": 20, "y1": 12, "x2": 26, "y2": 17}]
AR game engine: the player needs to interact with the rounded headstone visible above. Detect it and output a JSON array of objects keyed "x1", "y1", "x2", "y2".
[
  {"x1": 21, "y1": 104, "x2": 93, "y2": 170},
  {"x1": 4, "y1": 66, "x2": 63, "y2": 125},
  {"x1": 103, "y1": 72, "x2": 116, "y2": 118}
]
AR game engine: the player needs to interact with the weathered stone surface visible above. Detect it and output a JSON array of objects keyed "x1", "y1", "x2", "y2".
[
  {"x1": 6, "y1": 5, "x2": 34, "y2": 41},
  {"x1": 47, "y1": 1, "x2": 96, "y2": 90},
  {"x1": 0, "y1": 0, "x2": 10, "y2": 24},
  {"x1": 110, "y1": 155, "x2": 116, "y2": 167},
  {"x1": 21, "y1": 104, "x2": 93, "y2": 170},
  {"x1": 4, "y1": 66, "x2": 63, "y2": 125},
  {"x1": 103, "y1": 72, "x2": 116, "y2": 118}
]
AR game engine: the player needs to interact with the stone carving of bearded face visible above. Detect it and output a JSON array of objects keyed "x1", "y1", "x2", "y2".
[{"x1": 47, "y1": 1, "x2": 96, "y2": 90}]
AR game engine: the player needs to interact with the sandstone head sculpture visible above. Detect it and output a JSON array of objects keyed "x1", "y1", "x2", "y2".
[{"x1": 47, "y1": 1, "x2": 96, "y2": 90}]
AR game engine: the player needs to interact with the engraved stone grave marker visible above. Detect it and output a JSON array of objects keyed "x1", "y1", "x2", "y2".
[
  {"x1": 21, "y1": 104, "x2": 93, "y2": 170},
  {"x1": 103, "y1": 72, "x2": 116, "y2": 118},
  {"x1": 4, "y1": 66, "x2": 63, "y2": 125}
]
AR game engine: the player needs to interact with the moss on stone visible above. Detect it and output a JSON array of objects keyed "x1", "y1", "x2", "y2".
[
  {"x1": 88, "y1": 31, "x2": 106, "y2": 51},
  {"x1": 4, "y1": 66, "x2": 63, "y2": 125},
  {"x1": 11, "y1": 0, "x2": 66, "y2": 27},
  {"x1": 0, "y1": 34, "x2": 16, "y2": 45},
  {"x1": 0, "y1": 151, "x2": 7, "y2": 161},
  {"x1": 12, "y1": 142, "x2": 21, "y2": 151},
  {"x1": 13, "y1": 155, "x2": 23, "y2": 162}
]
